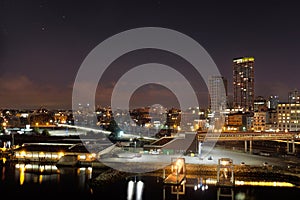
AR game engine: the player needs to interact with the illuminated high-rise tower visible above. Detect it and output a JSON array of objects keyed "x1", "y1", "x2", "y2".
[{"x1": 233, "y1": 57, "x2": 255, "y2": 112}]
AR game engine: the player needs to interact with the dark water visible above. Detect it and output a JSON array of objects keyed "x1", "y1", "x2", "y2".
[{"x1": 1, "y1": 162, "x2": 300, "y2": 200}]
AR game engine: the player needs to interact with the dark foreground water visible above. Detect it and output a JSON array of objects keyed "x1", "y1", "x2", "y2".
[{"x1": 1, "y1": 162, "x2": 300, "y2": 200}]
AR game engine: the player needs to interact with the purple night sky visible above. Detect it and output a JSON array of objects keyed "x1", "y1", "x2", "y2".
[{"x1": 0, "y1": 0, "x2": 299, "y2": 109}]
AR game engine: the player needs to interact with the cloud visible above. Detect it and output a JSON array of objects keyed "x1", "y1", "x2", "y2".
[
  {"x1": 0, "y1": 75, "x2": 72, "y2": 109},
  {"x1": 0, "y1": 74, "x2": 210, "y2": 110}
]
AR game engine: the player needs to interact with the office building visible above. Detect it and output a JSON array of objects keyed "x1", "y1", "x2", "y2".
[{"x1": 208, "y1": 75, "x2": 227, "y2": 114}]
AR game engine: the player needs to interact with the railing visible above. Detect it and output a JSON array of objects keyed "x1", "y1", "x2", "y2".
[{"x1": 197, "y1": 132, "x2": 296, "y2": 141}]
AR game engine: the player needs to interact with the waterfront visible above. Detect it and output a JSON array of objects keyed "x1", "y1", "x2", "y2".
[
  {"x1": 1, "y1": 133, "x2": 300, "y2": 199},
  {"x1": 1, "y1": 160, "x2": 300, "y2": 200},
  {"x1": 0, "y1": 163, "x2": 93, "y2": 198}
]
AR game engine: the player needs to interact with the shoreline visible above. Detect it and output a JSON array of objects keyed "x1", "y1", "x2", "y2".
[
  {"x1": 3, "y1": 157, "x2": 300, "y2": 187},
  {"x1": 89, "y1": 162, "x2": 300, "y2": 187}
]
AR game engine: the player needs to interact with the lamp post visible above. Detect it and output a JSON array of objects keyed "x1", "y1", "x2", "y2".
[{"x1": 198, "y1": 142, "x2": 202, "y2": 156}]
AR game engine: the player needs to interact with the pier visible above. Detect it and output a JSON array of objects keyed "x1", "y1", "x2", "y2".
[{"x1": 163, "y1": 158, "x2": 186, "y2": 185}]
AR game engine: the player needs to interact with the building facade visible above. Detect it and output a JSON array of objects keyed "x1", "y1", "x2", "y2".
[
  {"x1": 277, "y1": 102, "x2": 300, "y2": 132},
  {"x1": 208, "y1": 75, "x2": 228, "y2": 113},
  {"x1": 288, "y1": 89, "x2": 300, "y2": 103},
  {"x1": 233, "y1": 57, "x2": 255, "y2": 112}
]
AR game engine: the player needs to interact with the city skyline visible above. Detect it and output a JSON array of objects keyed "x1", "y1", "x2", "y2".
[{"x1": 1, "y1": 0, "x2": 300, "y2": 109}]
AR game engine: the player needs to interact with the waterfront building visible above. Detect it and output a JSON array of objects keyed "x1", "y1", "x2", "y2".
[
  {"x1": 12, "y1": 143, "x2": 96, "y2": 164},
  {"x1": 277, "y1": 102, "x2": 300, "y2": 132}
]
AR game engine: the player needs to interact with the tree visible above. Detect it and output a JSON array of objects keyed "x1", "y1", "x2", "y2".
[
  {"x1": 32, "y1": 127, "x2": 40, "y2": 135},
  {"x1": 41, "y1": 129, "x2": 50, "y2": 136},
  {"x1": 106, "y1": 119, "x2": 121, "y2": 134}
]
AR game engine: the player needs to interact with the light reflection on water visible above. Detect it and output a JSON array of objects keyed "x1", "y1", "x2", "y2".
[
  {"x1": 0, "y1": 163, "x2": 299, "y2": 200},
  {"x1": 13, "y1": 163, "x2": 93, "y2": 185},
  {"x1": 90, "y1": 174, "x2": 300, "y2": 200}
]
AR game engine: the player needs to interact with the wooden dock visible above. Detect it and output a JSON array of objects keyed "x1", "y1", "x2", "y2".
[
  {"x1": 163, "y1": 173, "x2": 185, "y2": 185},
  {"x1": 163, "y1": 157, "x2": 186, "y2": 185}
]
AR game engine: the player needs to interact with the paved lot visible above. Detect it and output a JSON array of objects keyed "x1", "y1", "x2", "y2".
[{"x1": 100, "y1": 146, "x2": 299, "y2": 169}]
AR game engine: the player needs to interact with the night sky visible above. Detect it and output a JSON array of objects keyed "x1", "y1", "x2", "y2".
[{"x1": 0, "y1": 0, "x2": 299, "y2": 110}]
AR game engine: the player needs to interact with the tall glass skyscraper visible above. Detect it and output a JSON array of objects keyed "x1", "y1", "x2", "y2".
[
  {"x1": 208, "y1": 75, "x2": 228, "y2": 112},
  {"x1": 232, "y1": 57, "x2": 255, "y2": 112}
]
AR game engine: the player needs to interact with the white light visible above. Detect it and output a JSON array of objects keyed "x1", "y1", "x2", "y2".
[
  {"x1": 119, "y1": 130, "x2": 124, "y2": 137},
  {"x1": 136, "y1": 181, "x2": 144, "y2": 200},
  {"x1": 194, "y1": 185, "x2": 197, "y2": 190},
  {"x1": 127, "y1": 180, "x2": 134, "y2": 200}
]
